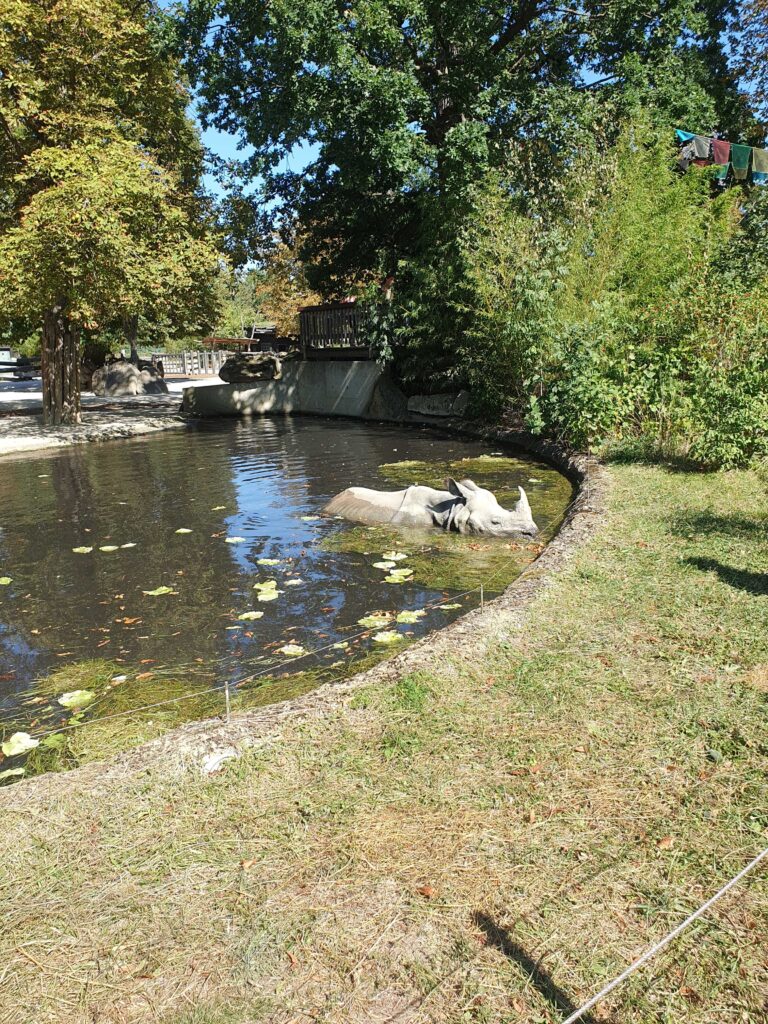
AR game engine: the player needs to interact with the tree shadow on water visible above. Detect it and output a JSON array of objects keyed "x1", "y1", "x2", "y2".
[
  {"x1": 472, "y1": 912, "x2": 600, "y2": 1023},
  {"x1": 687, "y1": 557, "x2": 768, "y2": 596}
]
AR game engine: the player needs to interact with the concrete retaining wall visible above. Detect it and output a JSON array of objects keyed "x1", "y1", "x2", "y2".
[{"x1": 183, "y1": 360, "x2": 386, "y2": 419}]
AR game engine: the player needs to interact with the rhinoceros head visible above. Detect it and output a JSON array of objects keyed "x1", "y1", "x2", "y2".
[{"x1": 444, "y1": 478, "x2": 538, "y2": 537}]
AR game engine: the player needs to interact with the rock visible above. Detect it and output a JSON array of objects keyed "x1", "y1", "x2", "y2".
[
  {"x1": 366, "y1": 374, "x2": 409, "y2": 420},
  {"x1": 407, "y1": 391, "x2": 470, "y2": 417},
  {"x1": 219, "y1": 352, "x2": 282, "y2": 384},
  {"x1": 91, "y1": 360, "x2": 169, "y2": 397}
]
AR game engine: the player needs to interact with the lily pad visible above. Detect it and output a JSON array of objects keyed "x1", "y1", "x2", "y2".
[
  {"x1": 381, "y1": 551, "x2": 408, "y2": 561},
  {"x1": 277, "y1": 643, "x2": 306, "y2": 657},
  {"x1": 0, "y1": 577, "x2": 12, "y2": 585},
  {"x1": 396, "y1": 609, "x2": 426, "y2": 624},
  {"x1": 256, "y1": 558, "x2": 281, "y2": 566},
  {"x1": 238, "y1": 611, "x2": 264, "y2": 621},
  {"x1": 372, "y1": 630, "x2": 403, "y2": 645},
  {"x1": 225, "y1": 537, "x2": 246, "y2": 544},
  {"x1": 373, "y1": 561, "x2": 397, "y2": 570},
  {"x1": 58, "y1": 689, "x2": 95, "y2": 709},
  {"x1": 175, "y1": 528, "x2": 193, "y2": 534},
  {"x1": 99, "y1": 545, "x2": 119, "y2": 553},
  {"x1": 358, "y1": 613, "x2": 392, "y2": 629},
  {"x1": 142, "y1": 586, "x2": 176, "y2": 596},
  {"x1": 439, "y1": 603, "x2": 462, "y2": 611},
  {"x1": 384, "y1": 574, "x2": 411, "y2": 584},
  {"x1": 1, "y1": 731, "x2": 40, "y2": 756},
  {"x1": 257, "y1": 590, "x2": 280, "y2": 602},
  {"x1": 72, "y1": 546, "x2": 93, "y2": 554},
  {"x1": 0, "y1": 768, "x2": 25, "y2": 781},
  {"x1": 253, "y1": 580, "x2": 278, "y2": 591}
]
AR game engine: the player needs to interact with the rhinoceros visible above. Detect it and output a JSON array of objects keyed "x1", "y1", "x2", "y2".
[{"x1": 323, "y1": 478, "x2": 538, "y2": 537}]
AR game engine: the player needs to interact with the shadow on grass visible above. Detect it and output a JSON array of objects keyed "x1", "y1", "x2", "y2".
[
  {"x1": 472, "y1": 912, "x2": 599, "y2": 1023},
  {"x1": 671, "y1": 510, "x2": 767, "y2": 540},
  {"x1": 687, "y1": 557, "x2": 768, "y2": 596}
]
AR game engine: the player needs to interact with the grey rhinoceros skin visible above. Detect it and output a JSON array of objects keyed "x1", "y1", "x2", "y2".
[{"x1": 323, "y1": 477, "x2": 538, "y2": 537}]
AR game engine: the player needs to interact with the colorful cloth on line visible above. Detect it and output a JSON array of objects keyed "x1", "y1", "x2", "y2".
[
  {"x1": 753, "y1": 148, "x2": 768, "y2": 175},
  {"x1": 731, "y1": 143, "x2": 751, "y2": 181},
  {"x1": 712, "y1": 138, "x2": 730, "y2": 166}
]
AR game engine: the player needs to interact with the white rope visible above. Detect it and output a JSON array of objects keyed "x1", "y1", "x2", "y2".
[{"x1": 561, "y1": 846, "x2": 768, "y2": 1024}]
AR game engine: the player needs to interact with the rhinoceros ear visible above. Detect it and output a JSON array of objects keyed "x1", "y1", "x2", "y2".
[{"x1": 446, "y1": 477, "x2": 471, "y2": 500}]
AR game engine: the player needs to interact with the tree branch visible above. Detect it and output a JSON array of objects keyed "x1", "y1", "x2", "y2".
[{"x1": 490, "y1": 1, "x2": 542, "y2": 55}]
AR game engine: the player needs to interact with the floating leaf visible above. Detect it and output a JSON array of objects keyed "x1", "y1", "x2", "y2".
[
  {"x1": 372, "y1": 561, "x2": 396, "y2": 570},
  {"x1": 277, "y1": 643, "x2": 306, "y2": 657},
  {"x1": 120, "y1": 543, "x2": 137, "y2": 549},
  {"x1": 528, "y1": 477, "x2": 542, "y2": 483},
  {"x1": 0, "y1": 768, "x2": 25, "y2": 781},
  {"x1": 225, "y1": 536, "x2": 246, "y2": 544},
  {"x1": 238, "y1": 611, "x2": 264, "y2": 621},
  {"x1": 142, "y1": 586, "x2": 176, "y2": 596},
  {"x1": 257, "y1": 590, "x2": 281, "y2": 602},
  {"x1": 301, "y1": 515, "x2": 320, "y2": 522},
  {"x1": 358, "y1": 613, "x2": 392, "y2": 629},
  {"x1": 372, "y1": 630, "x2": 403, "y2": 645},
  {"x1": 389, "y1": 566, "x2": 413, "y2": 577},
  {"x1": 396, "y1": 609, "x2": 426, "y2": 624},
  {"x1": 212, "y1": 505, "x2": 227, "y2": 511},
  {"x1": 58, "y1": 689, "x2": 95, "y2": 709},
  {"x1": 439, "y1": 603, "x2": 462, "y2": 611},
  {"x1": 253, "y1": 580, "x2": 278, "y2": 591},
  {"x1": 257, "y1": 558, "x2": 281, "y2": 566},
  {"x1": 175, "y1": 528, "x2": 192, "y2": 535},
  {"x1": 381, "y1": 551, "x2": 408, "y2": 561},
  {"x1": 1, "y1": 731, "x2": 39, "y2": 756},
  {"x1": 384, "y1": 575, "x2": 411, "y2": 584},
  {"x1": 99, "y1": 545, "x2": 119, "y2": 552},
  {"x1": 332, "y1": 641, "x2": 349, "y2": 650},
  {"x1": 0, "y1": 577, "x2": 12, "y2": 585},
  {"x1": 72, "y1": 546, "x2": 93, "y2": 554},
  {"x1": 285, "y1": 578, "x2": 304, "y2": 586}
]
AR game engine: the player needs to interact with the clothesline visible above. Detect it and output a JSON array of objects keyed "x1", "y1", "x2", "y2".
[{"x1": 675, "y1": 128, "x2": 768, "y2": 183}]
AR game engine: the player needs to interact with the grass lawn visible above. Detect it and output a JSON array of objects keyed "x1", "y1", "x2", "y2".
[{"x1": 1, "y1": 462, "x2": 766, "y2": 1024}]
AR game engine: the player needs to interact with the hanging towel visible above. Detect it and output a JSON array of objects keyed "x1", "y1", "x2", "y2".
[
  {"x1": 752, "y1": 147, "x2": 768, "y2": 176},
  {"x1": 693, "y1": 136, "x2": 711, "y2": 160},
  {"x1": 753, "y1": 172, "x2": 768, "y2": 184},
  {"x1": 675, "y1": 129, "x2": 695, "y2": 143},
  {"x1": 712, "y1": 138, "x2": 730, "y2": 166},
  {"x1": 731, "y1": 143, "x2": 751, "y2": 181}
]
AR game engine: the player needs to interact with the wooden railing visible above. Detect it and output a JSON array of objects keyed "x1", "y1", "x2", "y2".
[
  {"x1": 150, "y1": 350, "x2": 230, "y2": 376},
  {"x1": 299, "y1": 303, "x2": 366, "y2": 354}
]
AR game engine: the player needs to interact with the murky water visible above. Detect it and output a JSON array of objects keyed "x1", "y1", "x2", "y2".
[{"x1": 0, "y1": 417, "x2": 572, "y2": 776}]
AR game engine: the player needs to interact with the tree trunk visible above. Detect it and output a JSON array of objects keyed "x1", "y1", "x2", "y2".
[
  {"x1": 42, "y1": 301, "x2": 81, "y2": 426},
  {"x1": 124, "y1": 314, "x2": 139, "y2": 365}
]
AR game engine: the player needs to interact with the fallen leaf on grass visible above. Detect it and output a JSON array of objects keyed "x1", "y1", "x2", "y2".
[
  {"x1": 72, "y1": 546, "x2": 93, "y2": 554},
  {"x1": 238, "y1": 611, "x2": 264, "y2": 621},
  {"x1": 58, "y1": 689, "x2": 95, "y2": 708},
  {"x1": 135, "y1": 672, "x2": 154, "y2": 681},
  {"x1": 657, "y1": 836, "x2": 674, "y2": 850},
  {"x1": 416, "y1": 885, "x2": 436, "y2": 899},
  {"x1": 175, "y1": 528, "x2": 193, "y2": 535},
  {"x1": 240, "y1": 858, "x2": 257, "y2": 870},
  {"x1": 99, "y1": 545, "x2": 119, "y2": 552},
  {"x1": 142, "y1": 586, "x2": 176, "y2": 596},
  {"x1": 0, "y1": 577, "x2": 12, "y2": 586}
]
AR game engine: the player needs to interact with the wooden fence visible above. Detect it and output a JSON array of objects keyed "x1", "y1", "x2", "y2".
[
  {"x1": 299, "y1": 303, "x2": 366, "y2": 355},
  {"x1": 150, "y1": 350, "x2": 230, "y2": 376}
]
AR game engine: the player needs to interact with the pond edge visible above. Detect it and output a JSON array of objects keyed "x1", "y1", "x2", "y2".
[{"x1": 0, "y1": 426, "x2": 608, "y2": 800}]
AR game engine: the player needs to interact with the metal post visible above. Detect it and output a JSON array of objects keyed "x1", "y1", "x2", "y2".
[
  {"x1": 480, "y1": 584, "x2": 484, "y2": 609},
  {"x1": 224, "y1": 679, "x2": 231, "y2": 723}
]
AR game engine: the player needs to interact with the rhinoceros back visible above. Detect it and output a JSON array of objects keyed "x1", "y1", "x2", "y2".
[{"x1": 323, "y1": 486, "x2": 407, "y2": 525}]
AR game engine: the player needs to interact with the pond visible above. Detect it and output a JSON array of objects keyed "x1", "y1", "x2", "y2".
[{"x1": 0, "y1": 417, "x2": 572, "y2": 778}]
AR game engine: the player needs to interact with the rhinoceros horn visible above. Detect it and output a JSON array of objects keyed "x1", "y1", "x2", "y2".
[{"x1": 515, "y1": 486, "x2": 531, "y2": 517}]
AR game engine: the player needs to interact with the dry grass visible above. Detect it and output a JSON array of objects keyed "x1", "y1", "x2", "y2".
[{"x1": 0, "y1": 463, "x2": 766, "y2": 1024}]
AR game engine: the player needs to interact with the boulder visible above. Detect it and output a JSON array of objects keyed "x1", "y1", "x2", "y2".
[
  {"x1": 218, "y1": 352, "x2": 282, "y2": 384},
  {"x1": 91, "y1": 360, "x2": 169, "y2": 397}
]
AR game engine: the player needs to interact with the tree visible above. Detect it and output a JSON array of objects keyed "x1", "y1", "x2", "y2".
[
  {"x1": 0, "y1": 0, "x2": 221, "y2": 424},
  {"x1": 183, "y1": 0, "x2": 749, "y2": 294}
]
